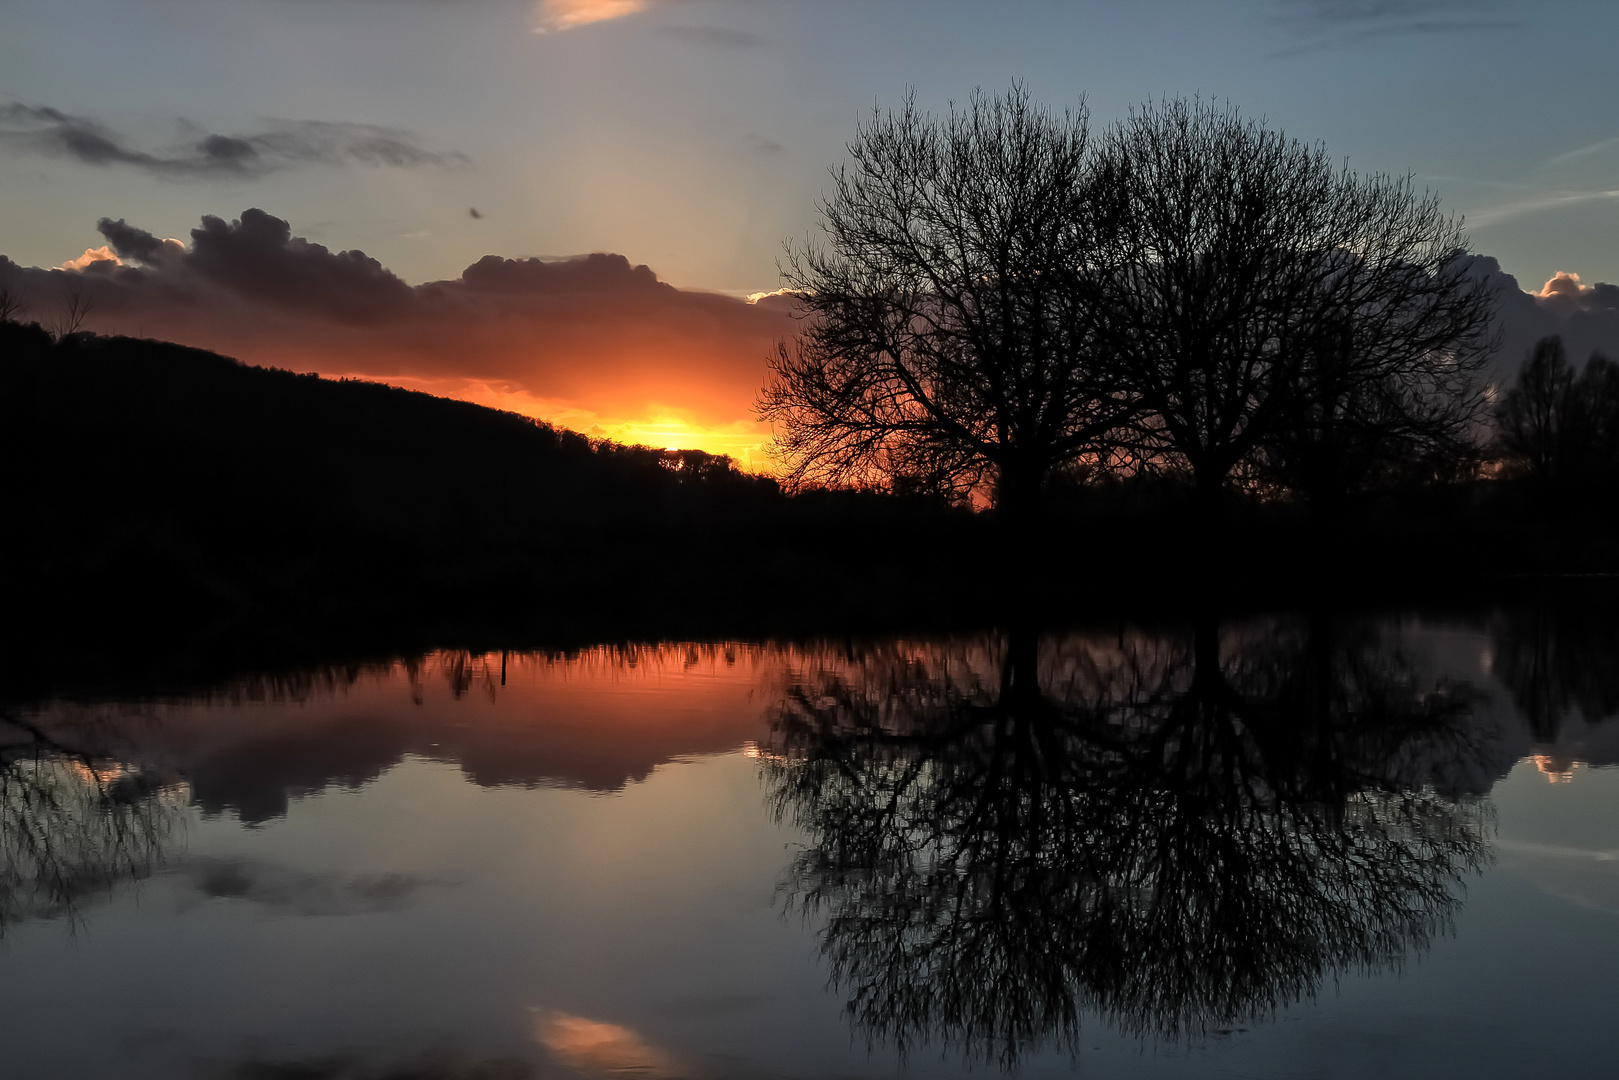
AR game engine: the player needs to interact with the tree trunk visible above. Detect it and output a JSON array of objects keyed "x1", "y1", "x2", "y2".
[
  {"x1": 995, "y1": 463, "x2": 1046, "y2": 603},
  {"x1": 996, "y1": 463, "x2": 1044, "y2": 534},
  {"x1": 1194, "y1": 466, "x2": 1224, "y2": 524}
]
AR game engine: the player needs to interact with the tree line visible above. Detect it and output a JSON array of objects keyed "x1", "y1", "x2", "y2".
[
  {"x1": 759, "y1": 87, "x2": 1502, "y2": 524},
  {"x1": 1497, "y1": 333, "x2": 1619, "y2": 500}
]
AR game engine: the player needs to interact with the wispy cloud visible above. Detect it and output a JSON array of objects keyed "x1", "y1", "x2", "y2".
[
  {"x1": 656, "y1": 24, "x2": 767, "y2": 48},
  {"x1": 1542, "y1": 135, "x2": 1619, "y2": 171},
  {"x1": 0, "y1": 103, "x2": 467, "y2": 178},
  {"x1": 533, "y1": 0, "x2": 649, "y2": 33},
  {"x1": 1468, "y1": 188, "x2": 1619, "y2": 228},
  {"x1": 742, "y1": 132, "x2": 786, "y2": 156},
  {"x1": 1270, "y1": 0, "x2": 1519, "y2": 56}
]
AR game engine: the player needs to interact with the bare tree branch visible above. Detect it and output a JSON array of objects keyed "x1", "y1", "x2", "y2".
[{"x1": 758, "y1": 86, "x2": 1135, "y2": 523}]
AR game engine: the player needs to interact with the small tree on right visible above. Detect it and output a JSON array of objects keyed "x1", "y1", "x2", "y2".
[
  {"x1": 1498, "y1": 334, "x2": 1619, "y2": 498},
  {"x1": 1093, "y1": 99, "x2": 1496, "y2": 517}
]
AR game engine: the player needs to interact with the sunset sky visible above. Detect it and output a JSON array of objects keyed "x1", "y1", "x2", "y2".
[{"x1": 5, "y1": 0, "x2": 1619, "y2": 464}]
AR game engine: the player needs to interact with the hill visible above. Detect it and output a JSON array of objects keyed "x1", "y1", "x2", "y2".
[{"x1": 0, "y1": 321, "x2": 981, "y2": 648}]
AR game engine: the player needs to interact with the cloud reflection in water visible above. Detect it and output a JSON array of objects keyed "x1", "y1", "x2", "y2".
[{"x1": 532, "y1": 1010, "x2": 687, "y2": 1079}]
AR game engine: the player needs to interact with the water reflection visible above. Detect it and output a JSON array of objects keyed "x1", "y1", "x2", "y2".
[
  {"x1": 1491, "y1": 601, "x2": 1619, "y2": 757},
  {"x1": 0, "y1": 708, "x2": 179, "y2": 933},
  {"x1": 533, "y1": 1011, "x2": 686, "y2": 1080},
  {"x1": 763, "y1": 618, "x2": 1496, "y2": 1065},
  {"x1": 19, "y1": 645, "x2": 769, "y2": 824}
]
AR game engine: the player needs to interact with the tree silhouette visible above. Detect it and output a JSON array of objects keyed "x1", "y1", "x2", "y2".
[
  {"x1": 1499, "y1": 336, "x2": 1576, "y2": 485},
  {"x1": 1497, "y1": 334, "x2": 1619, "y2": 498},
  {"x1": 1257, "y1": 308, "x2": 1481, "y2": 513},
  {"x1": 0, "y1": 283, "x2": 24, "y2": 325},
  {"x1": 45, "y1": 273, "x2": 94, "y2": 341},
  {"x1": 763, "y1": 621, "x2": 1491, "y2": 1068},
  {"x1": 1489, "y1": 599, "x2": 1619, "y2": 741},
  {"x1": 763, "y1": 91, "x2": 1493, "y2": 524},
  {"x1": 759, "y1": 87, "x2": 1132, "y2": 525},
  {"x1": 1093, "y1": 99, "x2": 1493, "y2": 515}
]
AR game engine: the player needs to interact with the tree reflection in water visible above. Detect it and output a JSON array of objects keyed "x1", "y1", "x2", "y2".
[
  {"x1": 763, "y1": 618, "x2": 1494, "y2": 1067},
  {"x1": 0, "y1": 709, "x2": 179, "y2": 933}
]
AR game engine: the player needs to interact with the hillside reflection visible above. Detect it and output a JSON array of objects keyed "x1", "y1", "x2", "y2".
[{"x1": 763, "y1": 618, "x2": 1495, "y2": 1066}]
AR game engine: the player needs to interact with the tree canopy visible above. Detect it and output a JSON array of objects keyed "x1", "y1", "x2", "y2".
[
  {"x1": 759, "y1": 87, "x2": 1130, "y2": 523},
  {"x1": 760, "y1": 89, "x2": 1497, "y2": 522}
]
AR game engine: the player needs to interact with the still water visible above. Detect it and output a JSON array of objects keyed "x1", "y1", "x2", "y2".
[{"x1": 4, "y1": 612, "x2": 1619, "y2": 1078}]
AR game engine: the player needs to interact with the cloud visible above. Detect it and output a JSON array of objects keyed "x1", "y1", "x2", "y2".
[
  {"x1": 741, "y1": 132, "x2": 786, "y2": 156},
  {"x1": 97, "y1": 217, "x2": 186, "y2": 264},
  {"x1": 1532, "y1": 270, "x2": 1619, "y2": 317},
  {"x1": 1289, "y1": 0, "x2": 1472, "y2": 24},
  {"x1": 7, "y1": 208, "x2": 1616, "y2": 448},
  {"x1": 0, "y1": 208, "x2": 797, "y2": 451},
  {"x1": 533, "y1": 0, "x2": 648, "y2": 33},
  {"x1": 1538, "y1": 270, "x2": 1587, "y2": 300},
  {"x1": 1466, "y1": 256, "x2": 1619, "y2": 383},
  {"x1": 1280, "y1": 0, "x2": 1513, "y2": 27},
  {"x1": 177, "y1": 856, "x2": 450, "y2": 916},
  {"x1": 656, "y1": 24, "x2": 767, "y2": 48},
  {"x1": 57, "y1": 245, "x2": 121, "y2": 272},
  {"x1": 1541, "y1": 135, "x2": 1619, "y2": 171},
  {"x1": 0, "y1": 103, "x2": 466, "y2": 178},
  {"x1": 1270, "y1": 0, "x2": 1519, "y2": 54},
  {"x1": 1467, "y1": 187, "x2": 1619, "y2": 229},
  {"x1": 182, "y1": 209, "x2": 416, "y2": 323},
  {"x1": 532, "y1": 1011, "x2": 685, "y2": 1080}
]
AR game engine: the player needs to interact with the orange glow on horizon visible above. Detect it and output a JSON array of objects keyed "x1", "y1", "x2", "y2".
[{"x1": 328, "y1": 371, "x2": 780, "y2": 472}]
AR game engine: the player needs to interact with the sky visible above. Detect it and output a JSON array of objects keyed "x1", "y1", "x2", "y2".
[{"x1": 4, "y1": 0, "x2": 1619, "y2": 462}]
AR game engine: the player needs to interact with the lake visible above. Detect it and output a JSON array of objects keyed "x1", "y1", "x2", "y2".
[{"x1": 4, "y1": 609, "x2": 1618, "y2": 1079}]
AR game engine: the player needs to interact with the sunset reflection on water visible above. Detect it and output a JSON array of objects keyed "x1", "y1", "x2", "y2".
[{"x1": 2, "y1": 617, "x2": 1619, "y2": 1079}]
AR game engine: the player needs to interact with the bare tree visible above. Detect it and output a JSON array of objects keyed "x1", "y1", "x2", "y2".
[
  {"x1": 45, "y1": 273, "x2": 95, "y2": 341},
  {"x1": 0, "y1": 282, "x2": 24, "y2": 324},
  {"x1": 758, "y1": 87, "x2": 1133, "y2": 526},
  {"x1": 1498, "y1": 334, "x2": 1619, "y2": 494},
  {"x1": 1093, "y1": 99, "x2": 1496, "y2": 516},
  {"x1": 1257, "y1": 310, "x2": 1484, "y2": 513},
  {"x1": 1497, "y1": 335, "x2": 1574, "y2": 484}
]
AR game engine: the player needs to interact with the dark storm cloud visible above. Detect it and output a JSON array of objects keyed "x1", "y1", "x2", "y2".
[
  {"x1": 184, "y1": 209, "x2": 416, "y2": 322},
  {"x1": 0, "y1": 103, "x2": 174, "y2": 170},
  {"x1": 0, "y1": 103, "x2": 466, "y2": 178},
  {"x1": 96, "y1": 217, "x2": 178, "y2": 264},
  {"x1": 1475, "y1": 257, "x2": 1619, "y2": 379},
  {"x1": 0, "y1": 208, "x2": 798, "y2": 426}
]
